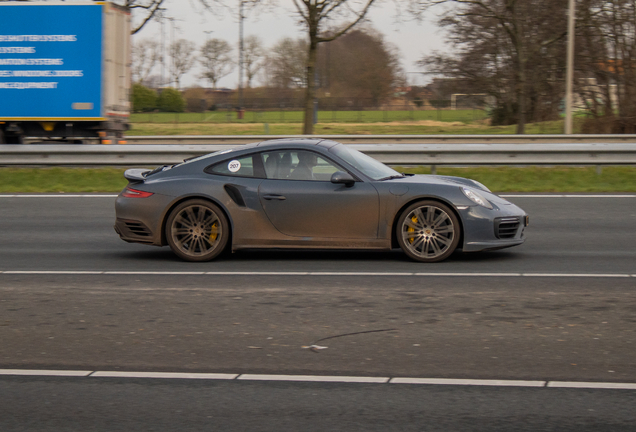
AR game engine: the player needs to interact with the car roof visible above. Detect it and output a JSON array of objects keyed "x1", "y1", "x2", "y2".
[
  {"x1": 182, "y1": 138, "x2": 342, "y2": 168},
  {"x1": 255, "y1": 138, "x2": 339, "y2": 149}
]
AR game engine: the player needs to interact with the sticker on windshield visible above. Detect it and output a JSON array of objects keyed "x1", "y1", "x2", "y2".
[{"x1": 228, "y1": 160, "x2": 241, "y2": 172}]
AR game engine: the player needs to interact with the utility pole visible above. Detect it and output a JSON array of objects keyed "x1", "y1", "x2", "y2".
[
  {"x1": 167, "y1": 16, "x2": 175, "y2": 87},
  {"x1": 156, "y1": 7, "x2": 167, "y2": 88},
  {"x1": 238, "y1": 0, "x2": 245, "y2": 115},
  {"x1": 565, "y1": 0, "x2": 576, "y2": 134}
]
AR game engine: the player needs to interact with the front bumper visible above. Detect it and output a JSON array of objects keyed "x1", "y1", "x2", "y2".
[{"x1": 457, "y1": 203, "x2": 528, "y2": 252}]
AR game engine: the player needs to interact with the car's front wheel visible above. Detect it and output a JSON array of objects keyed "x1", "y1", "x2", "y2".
[
  {"x1": 396, "y1": 200, "x2": 460, "y2": 263},
  {"x1": 166, "y1": 199, "x2": 229, "y2": 262}
]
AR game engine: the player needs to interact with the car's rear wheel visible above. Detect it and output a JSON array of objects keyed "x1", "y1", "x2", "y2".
[
  {"x1": 166, "y1": 199, "x2": 229, "y2": 262},
  {"x1": 397, "y1": 200, "x2": 460, "y2": 263}
]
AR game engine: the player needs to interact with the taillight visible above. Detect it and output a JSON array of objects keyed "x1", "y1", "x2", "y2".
[{"x1": 121, "y1": 187, "x2": 154, "y2": 198}]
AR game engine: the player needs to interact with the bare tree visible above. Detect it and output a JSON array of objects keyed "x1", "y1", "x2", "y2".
[
  {"x1": 244, "y1": 35, "x2": 265, "y2": 88},
  {"x1": 264, "y1": 37, "x2": 309, "y2": 89},
  {"x1": 414, "y1": 0, "x2": 569, "y2": 134},
  {"x1": 117, "y1": 0, "x2": 166, "y2": 35},
  {"x1": 317, "y1": 28, "x2": 403, "y2": 106},
  {"x1": 292, "y1": 0, "x2": 377, "y2": 134},
  {"x1": 131, "y1": 38, "x2": 163, "y2": 85},
  {"x1": 169, "y1": 39, "x2": 197, "y2": 89},
  {"x1": 124, "y1": 0, "x2": 269, "y2": 35},
  {"x1": 576, "y1": 0, "x2": 636, "y2": 133},
  {"x1": 200, "y1": 38, "x2": 235, "y2": 89}
]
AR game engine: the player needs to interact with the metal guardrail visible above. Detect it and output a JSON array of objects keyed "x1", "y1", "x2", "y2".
[
  {"x1": 2, "y1": 143, "x2": 636, "y2": 166},
  {"x1": 123, "y1": 134, "x2": 636, "y2": 145}
]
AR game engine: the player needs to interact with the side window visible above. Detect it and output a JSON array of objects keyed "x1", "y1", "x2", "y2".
[
  {"x1": 262, "y1": 150, "x2": 342, "y2": 181},
  {"x1": 206, "y1": 154, "x2": 262, "y2": 178}
]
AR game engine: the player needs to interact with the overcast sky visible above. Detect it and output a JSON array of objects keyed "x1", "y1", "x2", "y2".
[{"x1": 131, "y1": 0, "x2": 448, "y2": 88}]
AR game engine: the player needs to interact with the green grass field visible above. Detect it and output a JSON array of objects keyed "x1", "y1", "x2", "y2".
[
  {"x1": 130, "y1": 109, "x2": 488, "y2": 124},
  {"x1": 2, "y1": 166, "x2": 634, "y2": 193}
]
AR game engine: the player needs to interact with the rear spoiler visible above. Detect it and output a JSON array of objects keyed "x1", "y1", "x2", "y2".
[{"x1": 124, "y1": 168, "x2": 150, "y2": 183}]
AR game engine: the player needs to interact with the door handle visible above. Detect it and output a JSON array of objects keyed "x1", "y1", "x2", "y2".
[{"x1": 262, "y1": 194, "x2": 286, "y2": 201}]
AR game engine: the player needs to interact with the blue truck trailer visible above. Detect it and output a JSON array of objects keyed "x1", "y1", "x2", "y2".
[{"x1": 0, "y1": 1, "x2": 130, "y2": 144}]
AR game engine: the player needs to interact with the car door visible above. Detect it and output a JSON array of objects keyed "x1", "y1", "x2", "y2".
[{"x1": 258, "y1": 149, "x2": 380, "y2": 239}]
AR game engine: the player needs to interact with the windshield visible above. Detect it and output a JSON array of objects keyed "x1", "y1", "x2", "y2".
[{"x1": 330, "y1": 144, "x2": 402, "y2": 180}]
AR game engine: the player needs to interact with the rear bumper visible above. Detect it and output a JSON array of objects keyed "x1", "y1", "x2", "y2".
[
  {"x1": 114, "y1": 192, "x2": 175, "y2": 246},
  {"x1": 114, "y1": 218, "x2": 157, "y2": 245}
]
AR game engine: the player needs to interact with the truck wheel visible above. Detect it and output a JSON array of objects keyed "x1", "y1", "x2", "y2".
[{"x1": 6, "y1": 134, "x2": 24, "y2": 144}]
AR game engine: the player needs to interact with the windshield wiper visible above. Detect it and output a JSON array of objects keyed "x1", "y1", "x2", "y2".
[{"x1": 378, "y1": 174, "x2": 406, "y2": 181}]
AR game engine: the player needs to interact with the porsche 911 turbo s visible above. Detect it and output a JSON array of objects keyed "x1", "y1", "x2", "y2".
[{"x1": 114, "y1": 138, "x2": 528, "y2": 263}]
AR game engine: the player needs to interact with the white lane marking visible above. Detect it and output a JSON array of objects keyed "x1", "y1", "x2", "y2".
[
  {"x1": 415, "y1": 272, "x2": 522, "y2": 277},
  {"x1": 0, "y1": 369, "x2": 92, "y2": 377},
  {"x1": 523, "y1": 273, "x2": 631, "y2": 278},
  {"x1": 91, "y1": 371, "x2": 238, "y2": 380},
  {"x1": 103, "y1": 271, "x2": 206, "y2": 275},
  {"x1": 501, "y1": 195, "x2": 636, "y2": 198},
  {"x1": 0, "y1": 195, "x2": 118, "y2": 198},
  {"x1": 206, "y1": 271, "x2": 311, "y2": 276},
  {"x1": 0, "y1": 194, "x2": 634, "y2": 198},
  {"x1": 238, "y1": 374, "x2": 390, "y2": 383},
  {"x1": 0, "y1": 271, "x2": 635, "y2": 278},
  {"x1": 390, "y1": 378, "x2": 546, "y2": 387},
  {"x1": 310, "y1": 272, "x2": 413, "y2": 276},
  {"x1": 2, "y1": 271, "x2": 105, "y2": 275},
  {"x1": 1, "y1": 369, "x2": 636, "y2": 390},
  {"x1": 548, "y1": 382, "x2": 636, "y2": 390}
]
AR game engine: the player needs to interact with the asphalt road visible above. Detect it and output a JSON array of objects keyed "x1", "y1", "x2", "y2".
[
  {"x1": 0, "y1": 194, "x2": 635, "y2": 431},
  {"x1": 2, "y1": 377, "x2": 636, "y2": 432}
]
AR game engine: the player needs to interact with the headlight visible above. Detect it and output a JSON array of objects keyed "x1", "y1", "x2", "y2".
[{"x1": 461, "y1": 187, "x2": 493, "y2": 209}]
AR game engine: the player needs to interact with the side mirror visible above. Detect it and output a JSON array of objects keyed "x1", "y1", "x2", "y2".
[{"x1": 331, "y1": 171, "x2": 356, "y2": 187}]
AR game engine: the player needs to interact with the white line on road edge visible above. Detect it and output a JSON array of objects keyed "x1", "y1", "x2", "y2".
[
  {"x1": 1, "y1": 270, "x2": 635, "y2": 278},
  {"x1": 547, "y1": 381, "x2": 636, "y2": 390},
  {"x1": 523, "y1": 273, "x2": 632, "y2": 278},
  {"x1": 0, "y1": 195, "x2": 118, "y2": 198},
  {"x1": 0, "y1": 369, "x2": 92, "y2": 377},
  {"x1": 390, "y1": 378, "x2": 545, "y2": 387},
  {"x1": 91, "y1": 371, "x2": 239, "y2": 380},
  {"x1": 2, "y1": 369, "x2": 636, "y2": 390},
  {"x1": 1, "y1": 194, "x2": 634, "y2": 199},
  {"x1": 500, "y1": 195, "x2": 636, "y2": 198},
  {"x1": 238, "y1": 374, "x2": 390, "y2": 383}
]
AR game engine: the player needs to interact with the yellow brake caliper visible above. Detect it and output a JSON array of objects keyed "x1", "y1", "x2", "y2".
[
  {"x1": 408, "y1": 215, "x2": 417, "y2": 244},
  {"x1": 209, "y1": 221, "x2": 219, "y2": 242}
]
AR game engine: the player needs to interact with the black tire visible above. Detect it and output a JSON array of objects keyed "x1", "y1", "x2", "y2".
[
  {"x1": 396, "y1": 200, "x2": 461, "y2": 263},
  {"x1": 0, "y1": 129, "x2": 5, "y2": 145},
  {"x1": 165, "y1": 199, "x2": 229, "y2": 262},
  {"x1": 6, "y1": 133, "x2": 24, "y2": 144}
]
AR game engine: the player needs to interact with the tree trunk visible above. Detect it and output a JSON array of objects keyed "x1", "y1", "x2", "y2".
[
  {"x1": 516, "y1": 55, "x2": 527, "y2": 134},
  {"x1": 303, "y1": 18, "x2": 319, "y2": 136},
  {"x1": 303, "y1": 41, "x2": 318, "y2": 134}
]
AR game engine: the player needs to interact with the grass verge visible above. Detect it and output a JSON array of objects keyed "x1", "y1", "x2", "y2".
[
  {"x1": 126, "y1": 119, "x2": 575, "y2": 136},
  {"x1": 1, "y1": 166, "x2": 635, "y2": 193}
]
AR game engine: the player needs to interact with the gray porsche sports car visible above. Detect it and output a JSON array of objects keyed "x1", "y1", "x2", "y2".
[{"x1": 115, "y1": 138, "x2": 528, "y2": 262}]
